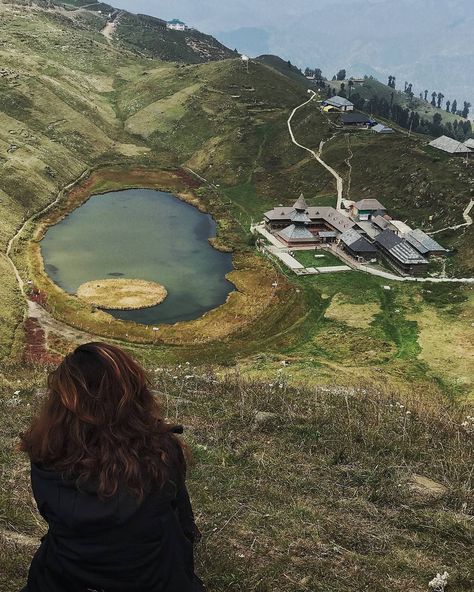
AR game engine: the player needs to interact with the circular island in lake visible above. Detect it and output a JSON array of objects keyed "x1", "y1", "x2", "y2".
[{"x1": 77, "y1": 279, "x2": 168, "y2": 311}]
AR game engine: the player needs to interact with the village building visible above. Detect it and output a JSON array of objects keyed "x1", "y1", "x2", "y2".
[
  {"x1": 403, "y1": 229, "x2": 446, "y2": 257},
  {"x1": 341, "y1": 113, "x2": 375, "y2": 127},
  {"x1": 428, "y1": 135, "x2": 471, "y2": 156},
  {"x1": 322, "y1": 96, "x2": 354, "y2": 112},
  {"x1": 372, "y1": 123, "x2": 394, "y2": 134},
  {"x1": 339, "y1": 229, "x2": 378, "y2": 262},
  {"x1": 389, "y1": 220, "x2": 412, "y2": 236},
  {"x1": 371, "y1": 214, "x2": 392, "y2": 231},
  {"x1": 351, "y1": 199, "x2": 387, "y2": 221},
  {"x1": 264, "y1": 194, "x2": 354, "y2": 247},
  {"x1": 166, "y1": 19, "x2": 187, "y2": 31},
  {"x1": 375, "y1": 230, "x2": 428, "y2": 276},
  {"x1": 355, "y1": 220, "x2": 382, "y2": 240},
  {"x1": 464, "y1": 138, "x2": 474, "y2": 150},
  {"x1": 349, "y1": 77, "x2": 365, "y2": 86}
]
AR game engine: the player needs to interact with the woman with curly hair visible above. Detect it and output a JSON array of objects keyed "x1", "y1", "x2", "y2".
[{"x1": 20, "y1": 342, "x2": 204, "y2": 592}]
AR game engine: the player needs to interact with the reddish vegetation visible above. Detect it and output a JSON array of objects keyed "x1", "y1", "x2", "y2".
[
  {"x1": 29, "y1": 288, "x2": 48, "y2": 308},
  {"x1": 23, "y1": 318, "x2": 61, "y2": 366},
  {"x1": 175, "y1": 168, "x2": 203, "y2": 189}
]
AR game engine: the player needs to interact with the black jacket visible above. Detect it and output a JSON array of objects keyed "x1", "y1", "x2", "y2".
[{"x1": 23, "y1": 462, "x2": 204, "y2": 592}]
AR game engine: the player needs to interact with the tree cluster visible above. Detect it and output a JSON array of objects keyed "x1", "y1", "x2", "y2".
[
  {"x1": 304, "y1": 67, "x2": 324, "y2": 80},
  {"x1": 351, "y1": 92, "x2": 472, "y2": 141},
  {"x1": 388, "y1": 75, "x2": 471, "y2": 119}
]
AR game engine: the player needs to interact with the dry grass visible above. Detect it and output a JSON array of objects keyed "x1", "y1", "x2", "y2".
[
  {"x1": 77, "y1": 278, "x2": 168, "y2": 310},
  {"x1": 1, "y1": 365, "x2": 473, "y2": 592},
  {"x1": 407, "y1": 297, "x2": 474, "y2": 398},
  {"x1": 325, "y1": 293, "x2": 381, "y2": 329}
]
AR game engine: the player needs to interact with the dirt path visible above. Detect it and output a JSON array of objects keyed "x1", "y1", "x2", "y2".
[
  {"x1": 101, "y1": 11, "x2": 123, "y2": 41},
  {"x1": 5, "y1": 170, "x2": 97, "y2": 353},
  {"x1": 287, "y1": 91, "x2": 344, "y2": 210},
  {"x1": 428, "y1": 199, "x2": 474, "y2": 235},
  {"x1": 344, "y1": 134, "x2": 353, "y2": 200}
]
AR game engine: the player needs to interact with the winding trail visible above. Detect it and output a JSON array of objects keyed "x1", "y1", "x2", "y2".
[
  {"x1": 4, "y1": 170, "x2": 95, "y2": 348},
  {"x1": 101, "y1": 11, "x2": 123, "y2": 41},
  {"x1": 344, "y1": 134, "x2": 353, "y2": 200},
  {"x1": 287, "y1": 90, "x2": 344, "y2": 210},
  {"x1": 428, "y1": 199, "x2": 474, "y2": 235}
]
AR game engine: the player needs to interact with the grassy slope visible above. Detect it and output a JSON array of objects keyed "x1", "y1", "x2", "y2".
[
  {"x1": 0, "y1": 5, "x2": 473, "y2": 591},
  {"x1": 256, "y1": 55, "x2": 313, "y2": 89},
  {"x1": 1, "y1": 367, "x2": 473, "y2": 592}
]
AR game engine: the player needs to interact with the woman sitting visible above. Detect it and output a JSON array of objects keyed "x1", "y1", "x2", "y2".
[{"x1": 20, "y1": 342, "x2": 204, "y2": 592}]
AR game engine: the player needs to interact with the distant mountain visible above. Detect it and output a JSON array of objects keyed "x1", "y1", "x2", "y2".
[
  {"x1": 113, "y1": 0, "x2": 474, "y2": 110},
  {"x1": 254, "y1": 0, "x2": 474, "y2": 109},
  {"x1": 216, "y1": 27, "x2": 270, "y2": 56}
]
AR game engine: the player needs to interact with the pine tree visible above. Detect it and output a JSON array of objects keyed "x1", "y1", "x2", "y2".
[
  {"x1": 336, "y1": 69, "x2": 346, "y2": 81},
  {"x1": 437, "y1": 93, "x2": 444, "y2": 109},
  {"x1": 451, "y1": 99, "x2": 457, "y2": 114},
  {"x1": 424, "y1": 90, "x2": 428, "y2": 101},
  {"x1": 445, "y1": 100, "x2": 451, "y2": 112},
  {"x1": 462, "y1": 101, "x2": 471, "y2": 119},
  {"x1": 431, "y1": 92, "x2": 437, "y2": 107}
]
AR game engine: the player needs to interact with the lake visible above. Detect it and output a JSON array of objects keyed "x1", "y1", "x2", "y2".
[{"x1": 40, "y1": 188, "x2": 234, "y2": 325}]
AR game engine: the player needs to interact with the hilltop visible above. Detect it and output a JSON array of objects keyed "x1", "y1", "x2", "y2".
[{"x1": 330, "y1": 77, "x2": 471, "y2": 137}]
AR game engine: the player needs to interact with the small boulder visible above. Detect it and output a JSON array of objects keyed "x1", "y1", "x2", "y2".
[
  {"x1": 410, "y1": 474, "x2": 447, "y2": 498},
  {"x1": 253, "y1": 411, "x2": 279, "y2": 429}
]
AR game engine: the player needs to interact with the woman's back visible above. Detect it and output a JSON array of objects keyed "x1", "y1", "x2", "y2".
[{"x1": 21, "y1": 343, "x2": 203, "y2": 592}]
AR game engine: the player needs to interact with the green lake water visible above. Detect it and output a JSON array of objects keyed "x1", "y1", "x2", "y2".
[{"x1": 40, "y1": 189, "x2": 234, "y2": 325}]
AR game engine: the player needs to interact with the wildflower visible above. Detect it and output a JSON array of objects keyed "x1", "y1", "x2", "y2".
[
  {"x1": 429, "y1": 571, "x2": 449, "y2": 592},
  {"x1": 461, "y1": 416, "x2": 474, "y2": 434}
]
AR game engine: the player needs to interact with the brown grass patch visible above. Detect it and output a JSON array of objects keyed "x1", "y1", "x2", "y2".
[
  {"x1": 325, "y1": 293, "x2": 381, "y2": 329},
  {"x1": 77, "y1": 279, "x2": 167, "y2": 310},
  {"x1": 408, "y1": 302, "x2": 474, "y2": 397}
]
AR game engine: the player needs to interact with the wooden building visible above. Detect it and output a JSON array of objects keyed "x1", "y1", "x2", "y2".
[
  {"x1": 375, "y1": 230, "x2": 428, "y2": 276},
  {"x1": 264, "y1": 195, "x2": 355, "y2": 247}
]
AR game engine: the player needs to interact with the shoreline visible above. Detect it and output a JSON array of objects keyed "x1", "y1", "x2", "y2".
[{"x1": 14, "y1": 166, "x2": 290, "y2": 349}]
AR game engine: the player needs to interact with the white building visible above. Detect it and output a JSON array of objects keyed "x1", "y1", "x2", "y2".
[{"x1": 167, "y1": 19, "x2": 186, "y2": 31}]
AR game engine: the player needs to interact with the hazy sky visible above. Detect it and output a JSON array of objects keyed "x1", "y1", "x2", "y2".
[{"x1": 110, "y1": 0, "x2": 364, "y2": 30}]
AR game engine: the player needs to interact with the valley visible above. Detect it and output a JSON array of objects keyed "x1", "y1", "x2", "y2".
[{"x1": 0, "y1": 2, "x2": 473, "y2": 591}]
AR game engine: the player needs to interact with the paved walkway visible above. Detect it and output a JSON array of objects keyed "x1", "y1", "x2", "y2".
[
  {"x1": 429, "y1": 199, "x2": 474, "y2": 235},
  {"x1": 287, "y1": 91, "x2": 344, "y2": 211}
]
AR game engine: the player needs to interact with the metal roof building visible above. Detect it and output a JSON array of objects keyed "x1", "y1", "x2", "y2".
[
  {"x1": 464, "y1": 139, "x2": 474, "y2": 150},
  {"x1": 340, "y1": 229, "x2": 378, "y2": 260},
  {"x1": 428, "y1": 136, "x2": 471, "y2": 155},
  {"x1": 324, "y1": 96, "x2": 354, "y2": 108},
  {"x1": 355, "y1": 199, "x2": 387, "y2": 212},
  {"x1": 375, "y1": 230, "x2": 428, "y2": 275},
  {"x1": 403, "y1": 229, "x2": 446, "y2": 256},
  {"x1": 371, "y1": 215, "x2": 391, "y2": 231},
  {"x1": 372, "y1": 123, "x2": 394, "y2": 134},
  {"x1": 341, "y1": 112, "x2": 375, "y2": 126},
  {"x1": 278, "y1": 224, "x2": 315, "y2": 244}
]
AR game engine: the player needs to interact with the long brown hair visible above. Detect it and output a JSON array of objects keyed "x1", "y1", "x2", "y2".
[{"x1": 21, "y1": 342, "x2": 186, "y2": 500}]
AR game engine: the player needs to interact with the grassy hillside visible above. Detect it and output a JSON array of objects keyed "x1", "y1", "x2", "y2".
[
  {"x1": 1, "y1": 365, "x2": 473, "y2": 592},
  {"x1": 0, "y1": 4, "x2": 473, "y2": 591},
  {"x1": 331, "y1": 77, "x2": 470, "y2": 128},
  {"x1": 115, "y1": 13, "x2": 235, "y2": 63},
  {"x1": 256, "y1": 55, "x2": 313, "y2": 89},
  {"x1": 49, "y1": 0, "x2": 235, "y2": 63}
]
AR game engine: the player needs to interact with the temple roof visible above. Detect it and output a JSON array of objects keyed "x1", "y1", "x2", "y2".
[
  {"x1": 278, "y1": 224, "x2": 315, "y2": 243},
  {"x1": 293, "y1": 193, "x2": 308, "y2": 211}
]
